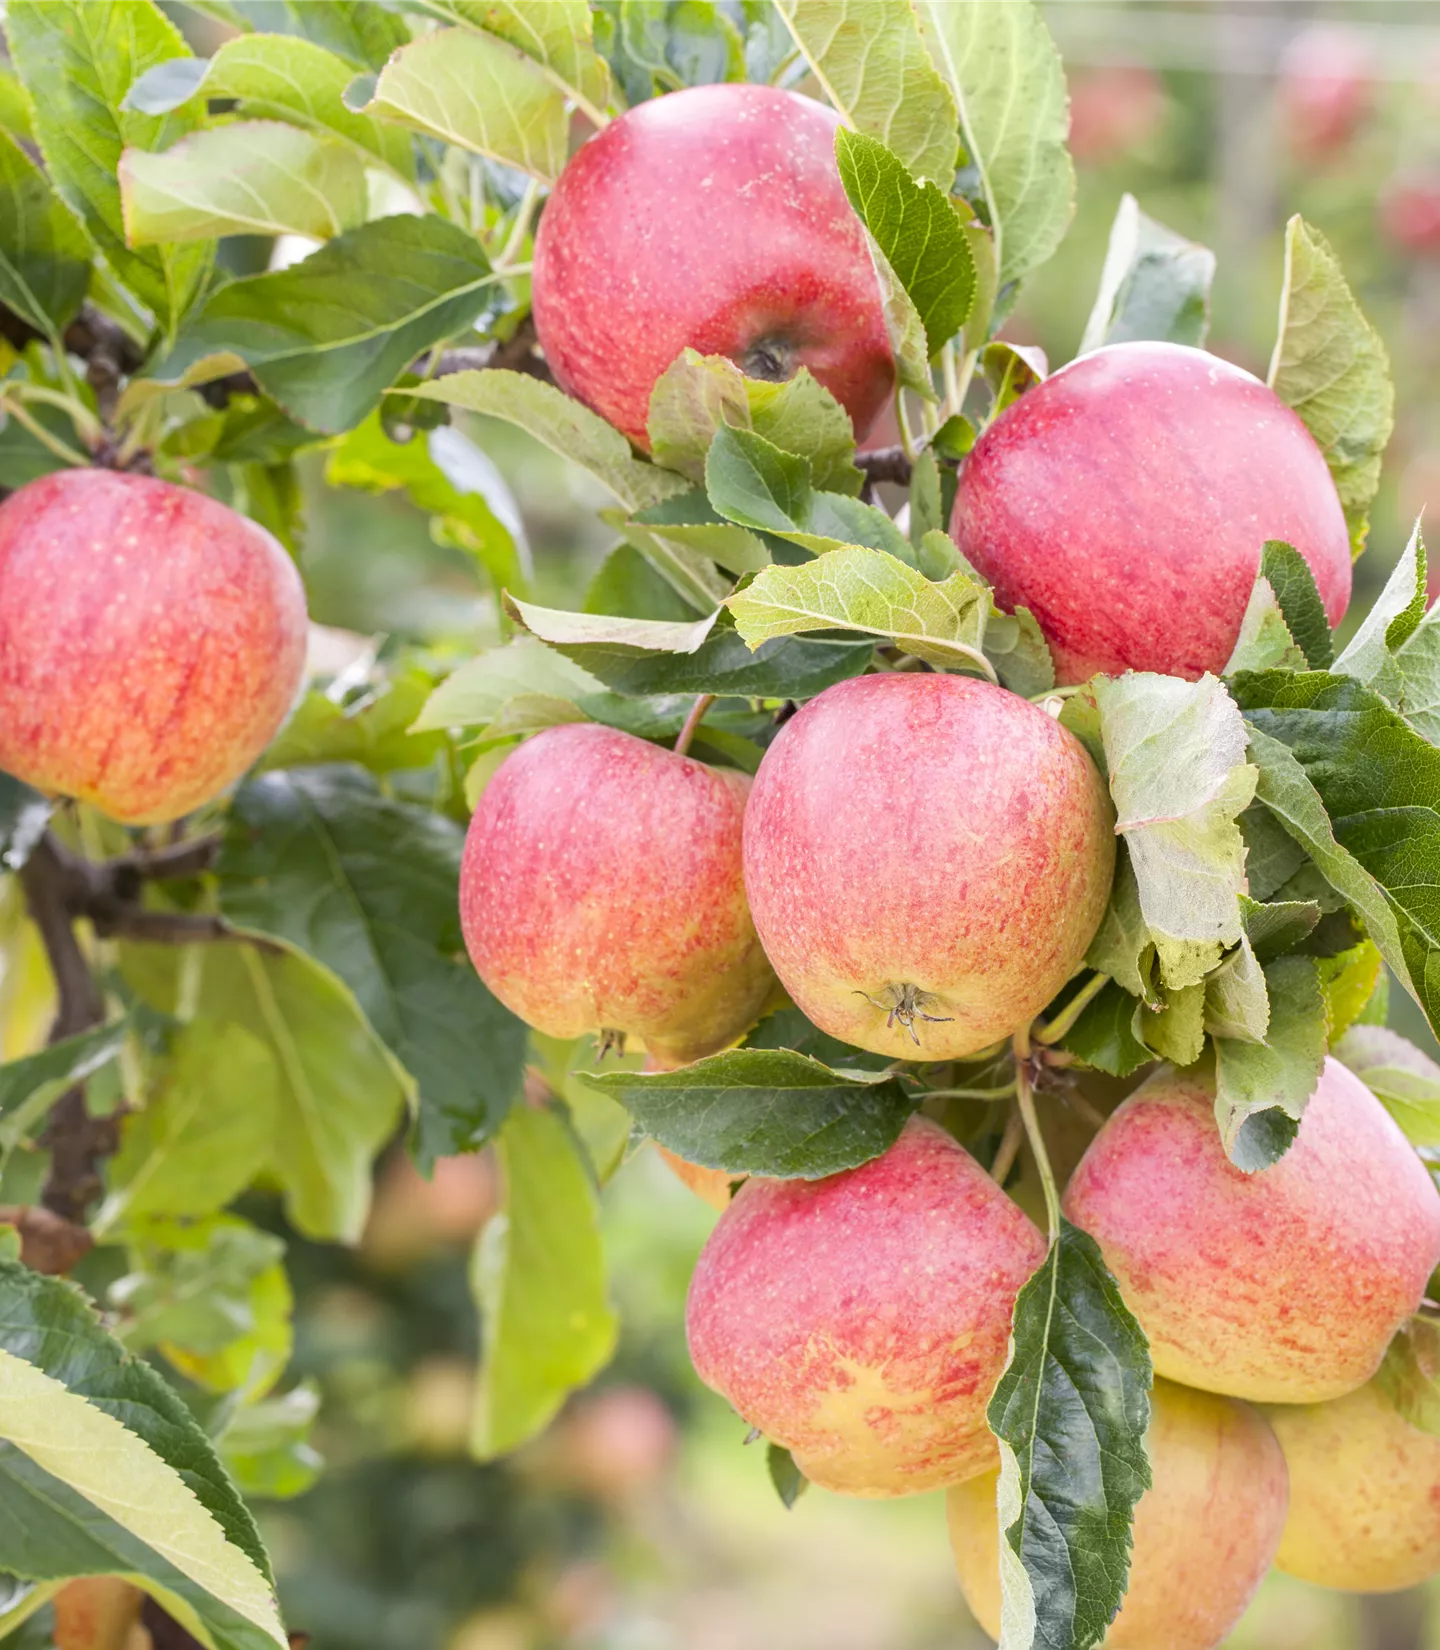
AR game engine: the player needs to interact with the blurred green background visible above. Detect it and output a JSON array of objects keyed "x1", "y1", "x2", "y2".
[{"x1": 173, "y1": 5, "x2": 1440, "y2": 1649}]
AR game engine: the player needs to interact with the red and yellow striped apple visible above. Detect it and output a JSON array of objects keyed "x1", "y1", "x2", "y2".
[
  {"x1": 685, "y1": 1115, "x2": 1046, "y2": 1496},
  {"x1": 532, "y1": 82, "x2": 895, "y2": 449},
  {"x1": 1063, "y1": 1059, "x2": 1440, "y2": 1402},
  {"x1": 948, "y1": 1379, "x2": 1288, "y2": 1650},
  {"x1": 742, "y1": 672, "x2": 1115, "y2": 1060},
  {"x1": 0, "y1": 468, "x2": 306, "y2": 824},
  {"x1": 951, "y1": 342, "x2": 1352, "y2": 684},
  {"x1": 460, "y1": 723, "x2": 776, "y2": 1067}
]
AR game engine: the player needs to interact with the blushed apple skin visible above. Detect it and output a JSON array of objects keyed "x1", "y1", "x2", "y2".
[
  {"x1": 951, "y1": 342, "x2": 1352, "y2": 684},
  {"x1": 532, "y1": 82, "x2": 895, "y2": 449},
  {"x1": 685, "y1": 1115, "x2": 1046, "y2": 1496},
  {"x1": 460, "y1": 723, "x2": 776, "y2": 1067},
  {"x1": 948, "y1": 1379, "x2": 1288, "y2": 1650},
  {"x1": 0, "y1": 469, "x2": 307, "y2": 825},
  {"x1": 1063, "y1": 1058, "x2": 1440, "y2": 1402},
  {"x1": 742, "y1": 672, "x2": 1115, "y2": 1061},
  {"x1": 1266, "y1": 1376, "x2": 1440, "y2": 1592}
]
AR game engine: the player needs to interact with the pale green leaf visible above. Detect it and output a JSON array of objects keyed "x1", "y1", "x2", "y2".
[
  {"x1": 471, "y1": 1102, "x2": 617, "y2": 1458},
  {"x1": 1376, "y1": 1318, "x2": 1440, "y2": 1437},
  {"x1": 1079, "y1": 192, "x2": 1215, "y2": 354},
  {"x1": 1223, "y1": 575, "x2": 1306, "y2": 675},
  {"x1": 1085, "y1": 848, "x2": 1159, "y2": 1008},
  {"x1": 364, "y1": 26, "x2": 568, "y2": 184},
  {"x1": 1213, "y1": 955, "x2": 1327, "y2": 1169},
  {"x1": 867, "y1": 234, "x2": 935, "y2": 398},
  {"x1": 1268, "y1": 215, "x2": 1395, "y2": 556},
  {"x1": 414, "y1": 636, "x2": 604, "y2": 732},
  {"x1": 1138, "y1": 980, "x2": 1205, "y2": 1066},
  {"x1": 418, "y1": 0, "x2": 611, "y2": 120},
  {"x1": 775, "y1": 0, "x2": 958, "y2": 186},
  {"x1": 1334, "y1": 522, "x2": 1440, "y2": 740},
  {"x1": 1204, "y1": 934, "x2": 1270, "y2": 1043},
  {"x1": 0, "y1": 127, "x2": 91, "y2": 339},
  {"x1": 914, "y1": 0, "x2": 1075, "y2": 287},
  {"x1": 120, "y1": 121, "x2": 367, "y2": 243},
  {"x1": 1097, "y1": 673, "x2": 1257, "y2": 989},
  {"x1": 1334, "y1": 1024, "x2": 1440, "y2": 1148}
]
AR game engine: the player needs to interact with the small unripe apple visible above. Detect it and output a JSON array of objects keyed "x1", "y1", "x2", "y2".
[
  {"x1": 948, "y1": 1378, "x2": 1288, "y2": 1650},
  {"x1": 1266, "y1": 1375, "x2": 1440, "y2": 1592},
  {"x1": 532, "y1": 82, "x2": 895, "y2": 449},
  {"x1": 685, "y1": 1115, "x2": 1046, "y2": 1496},
  {"x1": 1063, "y1": 1059, "x2": 1440, "y2": 1403},
  {"x1": 742, "y1": 673, "x2": 1115, "y2": 1060},
  {"x1": 0, "y1": 468, "x2": 307, "y2": 824},
  {"x1": 951, "y1": 342, "x2": 1352, "y2": 684},
  {"x1": 460, "y1": 723, "x2": 776, "y2": 1066}
]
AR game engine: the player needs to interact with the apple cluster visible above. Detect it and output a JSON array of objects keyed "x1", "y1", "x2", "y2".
[{"x1": 457, "y1": 83, "x2": 1440, "y2": 1648}]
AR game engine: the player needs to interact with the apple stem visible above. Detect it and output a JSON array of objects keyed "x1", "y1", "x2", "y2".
[
  {"x1": 923, "y1": 1082, "x2": 1018, "y2": 1102},
  {"x1": 894, "y1": 392, "x2": 917, "y2": 462},
  {"x1": 497, "y1": 179, "x2": 542, "y2": 270},
  {"x1": 673, "y1": 693, "x2": 715, "y2": 758},
  {"x1": 1032, "y1": 971, "x2": 1110, "y2": 1046},
  {"x1": 989, "y1": 1106, "x2": 1026, "y2": 1188},
  {"x1": 1013, "y1": 1027, "x2": 1061, "y2": 1241}
]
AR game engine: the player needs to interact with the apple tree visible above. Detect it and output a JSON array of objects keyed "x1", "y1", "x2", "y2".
[{"x1": 0, "y1": 3, "x2": 1436, "y2": 1648}]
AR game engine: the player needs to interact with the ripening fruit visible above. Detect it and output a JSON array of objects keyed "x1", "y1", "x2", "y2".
[
  {"x1": 1277, "y1": 24, "x2": 1373, "y2": 160},
  {"x1": 531, "y1": 82, "x2": 895, "y2": 449},
  {"x1": 1063, "y1": 1059, "x2": 1440, "y2": 1403},
  {"x1": 459, "y1": 723, "x2": 776, "y2": 1067},
  {"x1": 0, "y1": 469, "x2": 307, "y2": 824},
  {"x1": 656, "y1": 1146, "x2": 735, "y2": 1211},
  {"x1": 685, "y1": 1115, "x2": 1046, "y2": 1496},
  {"x1": 950, "y1": 342, "x2": 1352, "y2": 684},
  {"x1": 948, "y1": 1379, "x2": 1288, "y2": 1650},
  {"x1": 742, "y1": 672, "x2": 1115, "y2": 1061},
  {"x1": 1266, "y1": 1376, "x2": 1440, "y2": 1592}
]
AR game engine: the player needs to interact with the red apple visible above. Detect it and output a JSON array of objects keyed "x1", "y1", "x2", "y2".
[
  {"x1": 1266, "y1": 1375, "x2": 1440, "y2": 1591},
  {"x1": 951, "y1": 341, "x2": 1352, "y2": 684},
  {"x1": 532, "y1": 83, "x2": 895, "y2": 449},
  {"x1": 742, "y1": 672, "x2": 1115, "y2": 1061},
  {"x1": 685, "y1": 1115, "x2": 1045, "y2": 1496},
  {"x1": 1278, "y1": 25, "x2": 1373, "y2": 161},
  {"x1": 0, "y1": 468, "x2": 307, "y2": 824},
  {"x1": 1380, "y1": 172, "x2": 1440, "y2": 256},
  {"x1": 1063, "y1": 1058, "x2": 1440, "y2": 1403},
  {"x1": 949, "y1": 1378, "x2": 1288, "y2": 1650},
  {"x1": 460, "y1": 723, "x2": 776, "y2": 1066},
  {"x1": 1068, "y1": 65, "x2": 1166, "y2": 167}
]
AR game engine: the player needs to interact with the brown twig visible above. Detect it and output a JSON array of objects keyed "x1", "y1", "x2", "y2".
[
  {"x1": 0, "y1": 1204, "x2": 93, "y2": 1273},
  {"x1": 673, "y1": 693, "x2": 715, "y2": 759},
  {"x1": 857, "y1": 445, "x2": 912, "y2": 487}
]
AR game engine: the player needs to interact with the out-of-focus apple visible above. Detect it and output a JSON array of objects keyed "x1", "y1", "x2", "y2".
[
  {"x1": 1278, "y1": 25, "x2": 1373, "y2": 160},
  {"x1": 1068, "y1": 65, "x2": 1166, "y2": 166}
]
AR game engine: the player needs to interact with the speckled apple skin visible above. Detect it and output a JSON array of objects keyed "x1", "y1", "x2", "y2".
[
  {"x1": 685, "y1": 1115, "x2": 1046, "y2": 1496},
  {"x1": 532, "y1": 82, "x2": 895, "y2": 449},
  {"x1": 0, "y1": 469, "x2": 307, "y2": 825},
  {"x1": 1267, "y1": 1377, "x2": 1440, "y2": 1592},
  {"x1": 1064, "y1": 1058, "x2": 1440, "y2": 1403},
  {"x1": 949, "y1": 1379, "x2": 1288, "y2": 1649},
  {"x1": 741, "y1": 673, "x2": 1115, "y2": 1061},
  {"x1": 460, "y1": 723, "x2": 776, "y2": 1066},
  {"x1": 951, "y1": 341, "x2": 1352, "y2": 685}
]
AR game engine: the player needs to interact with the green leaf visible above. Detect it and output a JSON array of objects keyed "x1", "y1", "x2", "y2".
[
  {"x1": 704, "y1": 424, "x2": 812, "y2": 534},
  {"x1": 1335, "y1": 523, "x2": 1440, "y2": 742},
  {"x1": 0, "y1": 1256, "x2": 284, "y2": 1649},
  {"x1": 471, "y1": 1101, "x2": 617, "y2": 1459},
  {"x1": 1234, "y1": 670, "x2": 1440, "y2": 1043},
  {"x1": 1268, "y1": 215, "x2": 1394, "y2": 556},
  {"x1": 259, "y1": 669, "x2": 447, "y2": 776},
  {"x1": 727, "y1": 543, "x2": 997, "y2": 675},
  {"x1": 1375, "y1": 1318, "x2": 1440, "y2": 1437},
  {"x1": 158, "y1": 216, "x2": 502, "y2": 434},
  {"x1": 0, "y1": 1022, "x2": 126, "y2": 1131},
  {"x1": 981, "y1": 339, "x2": 1045, "y2": 418},
  {"x1": 868, "y1": 235, "x2": 935, "y2": 398},
  {"x1": 413, "y1": 636, "x2": 602, "y2": 732},
  {"x1": 1096, "y1": 672, "x2": 1257, "y2": 989},
  {"x1": 217, "y1": 1382, "x2": 321, "y2": 1503},
  {"x1": 774, "y1": 0, "x2": 958, "y2": 186},
  {"x1": 1063, "y1": 979, "x2": 1153, "y2": 1077},
  {"x1": 1242, "y1": 895, "x2": 1322, "y2": 963},
  {"x1": 914, "y1": 0, "x2": 1075, "y2": 288},
  {"x1": 647, "y1": 351, "x2": 860, "y2": 493},
  {"x1": 1317, "y1": 938, "x2": 1382, "y2": 1042},
  {"x1": 120, "y1": 121, "x2": 367, "y2": 244},
  {"x1": 3, "y1": 0, "x2": 211, "y2": 329},
  {"x1": 363, "y1": 26, "x2": 568, "y2": 184},
  {"x1": 741, "y1": 1006, "x2": 895, "y2": 1072},
  {"x1": 585, "y1": 542, "x2": 702, "y2": 621},
  {"x1": 0, "y1": 65, "x2": 36, "y2": 143},
  {"x1": 1085, "y1": 848, "x2": 1160, "y2": 1009},
  {"x1": 603, "y1": 0, "x2": 746, "y2": 98},
  {"x1": 1334, "y1": 1024, "x2": 1440, "y2": 1148},
  {"x1": 1204, "y1": 935, "x2": 1269, "y2": 1043},
  {"x1": 1213, "y1": 955, "x2": 1327, "y2": 1170},
  {"x1": 217, "y1": 765, "x2": 528, "y2": 1164},
  {"x1": 419, "y1": 0, "x2": 611, "y2": 120},
  {"x1": 404, "y1": 369, "x2": 691, "y2": 515},
  {"x1": 222, "y1": 1, "x2": 407, "y2": 71},
  {"x1": 1079, "y1": 193, "x2": 1215, "y2": 354},
  {"x1": 627, "y1": 491, "x2": 772, "y2": 578},
  {"x1": 0, "y1": 773, "x2": 52, "y2": 873},
  {"x1": 0, "y1": 128, "x2": 91, "y2": 339},
  {"x1": 1260, "y1": 540, "x2": 1333, "y2": 670},
  {"x1": 987, "y1": 1219, "x2": 1151, "y2": 1650},
  {"x1": 767, "y1": 1442, "x2": 808, "y2": 1509},
  {"x1": 1138, "y1": 980, "x2": 1205, "y2": 1066},
  {"x1": 1222, "y1": 575, "x2": 1306, "y2": 675},
  {"x1": 835, "y1": 127, "x2": 975, "y2": 357},
  {"x1": 581, "y1": 1047, "x2": 916, "y2": 1178}
]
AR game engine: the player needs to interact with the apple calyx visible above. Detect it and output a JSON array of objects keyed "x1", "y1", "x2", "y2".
[
  {"x1": 737, "y1": 337, "x2": 798, "y2": 383},
  {"x1": 854, "y1": 983, "x2": 954, "y2": 1046},
  {"x1": 596, "y1": 1028, "x2": 628, "y2": 1061}
]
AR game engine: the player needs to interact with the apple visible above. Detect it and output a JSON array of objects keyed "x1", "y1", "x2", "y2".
[
  {"x1": 950, "y1": 342, "x2": 1352, "y2": 684},
  {"x1": 685, "y1": 1114, "x2": 1046, "y2": 1496},
  {"x1": 460, "y1": 723, "x2": 777, "y2": 1066},
  {"x1": 742, "y1": 672, "x2": 1115, "y2": 1061},
  {"x1": 1266, "y1": 1375, "x2": 1440, "y2": 1592},
  {"x1": 1067, "y1": 65, "x2": 1166, "y2": 167},
  {"x1": 948, "y1": 1378, "x2": 1288, "y2": 1650},
  {"x1": 1380, "y1": 172, "x2": 1440, "y2": 257},
  {"x1": 1278, "y1": 25, "x2": 1373, "y2": 161},
  {"x1": 531, "y1": 82, "x2": 895, "y2": 449},
  {"x1": 0, "y1": 468, "x2": 307, "y2": 824},
  {"x1": 1063, "y1": 1058, "x2": 1440, "y2": 1403}
]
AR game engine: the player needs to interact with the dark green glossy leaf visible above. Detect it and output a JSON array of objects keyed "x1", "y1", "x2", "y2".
[
  {"x1": 1061, "y1": 980, "x2": 1153, "y2": 1078},
  {"x1": 1260, "y1": 541, "x2": 1332, "y2": 670},
  {"x1": 705, "y1": 424, "x2": 811, "y2": 534},
  {"x1": 741, "y1": 1007, "x2": 894, "y2": 1072},
  {"x1": 766, "y1": 1442, "x2": 808, "y2": 1509},
  {"x1": 1213, "y1": 955, "x2": 1326, "y2": 1170}
]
